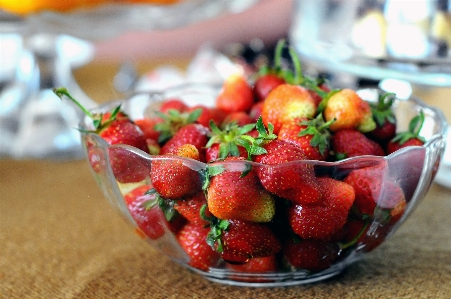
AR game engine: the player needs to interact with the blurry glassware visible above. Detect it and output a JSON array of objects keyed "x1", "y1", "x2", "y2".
[
  {"x1": 289, "y1": 0, "x2": 451, "y2": 188},
  {"x1": 0, "y1": 0, "x2": 259, "y2": 159}
]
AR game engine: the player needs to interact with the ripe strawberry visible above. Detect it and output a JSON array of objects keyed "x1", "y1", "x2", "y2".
[
  {"x1": 151, "y1": 144, "x2": 203, "y2": 199},
  {"x1": 174, "y1": 192, "x2": 210, "y2": 225},
  {"x1": 154, "y1": 107, "x2": 203, "y2": 144},
  {"x1": 221, "y1": 111, "x2": 253, "y2": 128},
  {"x1": 283, "y1": 238, "x2": 340, "y2": 272},
  {"x1": 253, "y1": 134, "x2": 321, "y2": 205},
  {"x1": 205, "y1": 121, "x2": 255, "y2": 162},
  {"x1": 324, "y1": 88, "x2": 376, "y2": 133},
  {"x1": 226, "y1": 256, "x2": 278, "y2": 282},
  {"x1": 331, "y1": 129, "x2": 384, "y2": 160},
  {"x1": 278, "y1": 115, "x2": 333, "y2": 161},
  {"x1": 253, "y1": 39, "x2": 286, "y2": 102},
  {"x1": 134, "y1": 117, "x2": 162, "y2": 143},
  {"x1": 207, "y1": 219, "x2": 282, "y2": 264},
  {"x1": 124, "y1": 185, "x2": 184, "y2": 240},
  {"x1": 368, "y1": 92, "x2": 397, "y2": 142},
  {"x1": 216, "y1": 73, "x2": 254, "y2": 113},
  {"x1": 343, "y1": 163, "x2": 406, "y2": 217},
  {"x1": 386, "y1": 110, "x2": 426, "y2": 154},
  {"x1": 206, "y1": 157, "x2": 276, "y2": 223},
  {"x1": 288, "y1": 177, "x2": 355, "y2": 240},
  {"x1": 53, "y1": 88, "x2": 150, "y2": 183},
  {"x1": 177, "y1": 223, "x2": 221, "y2": 271},
  {"x1": 108, "y1": 146, "x2": 151, "y2": 183},
  {"x1": 261, "y1": 84, "x2": 317, "y2": 134},
  {"x1": 160, "y1": 123, "x2": 209, "y2": 161},
  {"x1": 186, "y1": 105, "x2": 214, "y2": 128},
  {"x1": 249, "y1": 101, "x2": 264, "y2": 122},
  {"x1": 159, "y1": 98, "x2": 188, "y2": 113}
]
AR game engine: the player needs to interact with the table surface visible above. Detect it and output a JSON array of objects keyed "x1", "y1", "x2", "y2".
[{"x1": 1, "y1": 60, "x2": 451, "y2": 299}]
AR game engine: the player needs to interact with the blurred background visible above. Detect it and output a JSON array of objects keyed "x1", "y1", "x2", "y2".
[{"x1": 0, "y1": 0, "x2": 450, "y2": 186}]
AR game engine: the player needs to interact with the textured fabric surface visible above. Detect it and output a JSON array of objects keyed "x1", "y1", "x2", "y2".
[{"x1": 1, "y1": 159, "x2": 451, "y2": 299}]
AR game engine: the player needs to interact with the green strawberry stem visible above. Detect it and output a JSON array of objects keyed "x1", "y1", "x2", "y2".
[
  {"x1": 299, "y1": 114, "x2": 334, "y2": 156},
  {"x1": 144, "y1": 188, "x2": 178, "y2": 221},
  {"x1": 201, "y1": 203, "x2": 229, "y2": 253},
  {"x1": 338, "y1": 218, "x2": 371, "y2": 250},
  {"x1": 391, "y1": 110, "x2": 426, "y2": 145},
  {"x1": 53, "y1": 87, "x2": 122, "y2": 132},
  {"x1": 371, "y1": 92, "x2": 396, "y2": 127}
]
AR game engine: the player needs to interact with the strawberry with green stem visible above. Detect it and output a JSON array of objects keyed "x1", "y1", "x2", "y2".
[
  {"x1": 205, "y1": 120, "x2": 256, "y2": 162},
  {"x1": 386, "y1": 110, "x2": 426, "y2": 154},
  {"x1": 154, "y1": 107, "x2": 202, "y2": 144},
  {"x1": 53, "y1": 87, "x2": 150, "y2": 183},
  {"x1": 369, "y1": 92, "x2": 397, "y2": 142},
  {"x1": 278, "y1": 114, "x2": 334, "y2": 161},
  {"x1": 331, "y1": 128, "x2": 385, "y2": 160},
  {"x1": 203, "y1": 209, "x2": 282, "y2": 264},
  {"x1": 250, "y1": 118, "x2": 322, "y2": 205}
]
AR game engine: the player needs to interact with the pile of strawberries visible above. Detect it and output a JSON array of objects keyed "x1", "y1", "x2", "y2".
[{"x1": 55, "y1": 40, "x2": 427, "y2": 279}]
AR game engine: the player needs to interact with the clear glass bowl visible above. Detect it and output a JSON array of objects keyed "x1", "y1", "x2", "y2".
[
  {"x1": 80, "y1": 84, "x2": 447, "y2": 287},
  {"x1": 289, "y1": 0, "x2": 451, "y2": 87}
]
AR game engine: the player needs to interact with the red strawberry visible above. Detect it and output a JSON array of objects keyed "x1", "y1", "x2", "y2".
[
  {"x1": 278, "y1": 115, "x2": 333, "y2": 161},
  {"x1": 253, "y1": 74, "x2": 285, "y2": 102},
  {"x1": 206, "y1": 157, "x2": 276, "y2": 223},
  {"x1": 124, "y1": 185, "x2": 184, "y2": 240},
  {"x1": 186, "y1": 105, "x2": 213, "y2": 128},
  {"x1": 216, "y1": 73, "x2": 254, "y2": 113},
  {"x1": 249, "y1": 101, "x2": 264, "y2": 122},
  {"x1": 205, "y1": 121, "x2": 255, "y2": 162},
  {"x1": 331, "y1": 129, "x2": 384, "y2": 160},
  {"x1": 386, "y1": 110, "x2": 426, "y2": 154},
  {"x1": 261, "y1": 84, "x2": 317, "y2": 134},
  {"x1": 174, "y1": 192, "x2": 210, "y2": 225},
  {"x1": 151, "y1": 144, "x2": 203, "y2": 199},
  {"x1": 221, "y1": 111, "x2": 253, "y2": 128},
  {"x1": 226, "y1": 256, "x2": 278, "y2": 282},
  {"x1": 324, "y1": 88, "x2": 376, "y2": 133},
  {"x1": 288, "y1": 177, "x2": 355, "y2": 240},
  {"x1": 108, "y1": 146, "x2": 151, "y2": 183},
  {"x1": 154, "y1": 108, "x2": 203, "y2": 144},
  {"x1": 160, "y1": 123, "x2": 209, "y2": 161},
  {"x1": 53, "y1": 88, "x2": 150, "y2": 183},
  {"x1": 283, "y1": 238, "x2": 340, "y2": 272},
  {"x1": 134, "y1": 117, "x2": 162, "y2": 143},
  {"x1": 308, "y1": 82, "x2": 330, "y2": 107},
  {"x1": 343, "y1": 163, "x2": 406, "y2": 217},
  {"x1": 368, "y1": 92, "x2": 397, "y2": 142},
  {"x1": 252, "y1": 39, "x2": 286, "y2": 102},
  {"x1": 159, "y1": 98, "x2": 188, "y2": 113},
  {"x1": 253, "y1": 135, "x2": 321, "y2": 205},
  {"x1": 177, "y1": 223, "x2": 221, "y2": 271},
  {"x1": 207, "y1": 219, "x2": 282, "y2": 264}
]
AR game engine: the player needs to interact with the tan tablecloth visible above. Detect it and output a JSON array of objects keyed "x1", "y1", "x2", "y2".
[{"x1": 1, "y1": 61, "x2": 451, "y2": 299}]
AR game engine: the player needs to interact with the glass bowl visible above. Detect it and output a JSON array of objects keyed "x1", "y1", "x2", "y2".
[{"x1": 80, "y1": 84, "x2": 447, "y2": 287}]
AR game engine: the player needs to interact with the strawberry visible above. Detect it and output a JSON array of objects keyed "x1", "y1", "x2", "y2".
[
  {"x1": 154, "y1": 107, "x2": 203, "y2": 144},
  {"x1": 249, "y1": 101, "x2": 264, "y2": 122},
  {"x1": 221, "y1": 111, "x2": 254, "y2": 128},
  {"x1": 252, "y1": 40, "x2": 287, "y2": 102},
  {"x1": 216, "y1": 73, "x2": 254, "y2": 113},
  {"x1": 151, "y1": 144, "x2": 203, "y2": 199},
  {"x1": 174, "y1": 192, "x2": 210, "y2": 225},
  {"x1": 134, "y1": 117, "x2": 162, "y2": 143},
  {"x1": 324, "y1": 88, "x2": 376, "y2": 133},
  {"x1": 386, "y1": 110, "x2": 426, "y2": 154},
  {"x1": 261, "y1": 84, "x2": 317, "y2": 134},
  {"x1": 331, "y1": 129, "x2": 384, "y2": 160},
  {"x1": 343, "y1": 163, "x2": 406, "y2": 217},
  {"x1": 205, "y1": 157, "x2": 276, "y2": 223},
  {"x1": 278, "y1": 114, "x2": 333, "y2": 161},
  {"x1": 288, "y1": 177, "x2": 355, "y2": 240},
  {"x1": 160, "y1": 123, "x2": 209, "y2": 161},
  {"x1": 368, "y1": 92, "x2": 397, "y2": 142},
  {"x1": 207, "y1": 219, "x2": 282, "y2": 264},
  {"x1": 251, "y1": 121, "x2": 321, "y2": 205},
  {"x1": 205, "y1": 121, "x2": 255, "y2": 162},
  {"x1": 186, "y1": 105, "x2": 214, "y2": 128},
  {"x1": 176, "y1": 223, "x2": 221, "y2": 271},
  {"x1": 159, "y1": 98, "x2": 188, "y2": 113},
  {"x1": 124, "y1": 185, "x2": 184, "y2": 240},
  {"x1": 53, "y1": 88, "x2": 150, "y2": 183},
  {"x1": 226, "y1": 256, "x2": 278, "y2": 282},
  {"x1": 283, "y1": 238, "x2": 340, "y2": 272}
]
